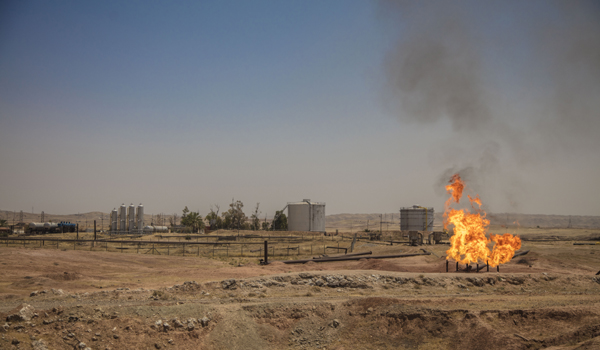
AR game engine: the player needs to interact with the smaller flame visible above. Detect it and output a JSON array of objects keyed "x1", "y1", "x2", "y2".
[{"x1": 444, "y1": 174, "x2": 521, "y2": 267}]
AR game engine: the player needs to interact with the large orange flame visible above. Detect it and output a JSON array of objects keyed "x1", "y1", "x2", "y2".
[{"x1": 444, "y1": 174, "x2": 521, "y2": 267}]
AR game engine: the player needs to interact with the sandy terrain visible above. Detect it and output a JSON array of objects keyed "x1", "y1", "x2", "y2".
[{"x1": 1, "y1": 228, "x2": 599, "y2": 349}]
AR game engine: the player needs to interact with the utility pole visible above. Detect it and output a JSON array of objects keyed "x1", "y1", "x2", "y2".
[
  {"x1": 386, "y1": 213, "x2": 389, "y2": 232},
  {"x1": 380, "y1": 214, "x2": 382, "y2": 233}
]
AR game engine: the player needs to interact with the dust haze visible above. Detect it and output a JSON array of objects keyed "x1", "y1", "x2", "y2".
[{"x1": 381, "y1": 0, "x2": 600, "y2": 213}]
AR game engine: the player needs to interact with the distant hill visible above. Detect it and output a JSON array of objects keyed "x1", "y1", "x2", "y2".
[
  {"x1": 325, "y1": 212, "x2": 600, "y2": 231},
  {"x1": 2, "y1": 210, "x2": 598, "y2": 231}
]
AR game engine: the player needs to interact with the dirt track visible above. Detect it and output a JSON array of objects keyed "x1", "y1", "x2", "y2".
[{"x1": 1, "y1": 236, "x2": 600, "y2": 350}]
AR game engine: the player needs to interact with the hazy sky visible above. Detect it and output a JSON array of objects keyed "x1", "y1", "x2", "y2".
[{"x1": 1, "y1": 0, "x2": 599, "y2": 217}]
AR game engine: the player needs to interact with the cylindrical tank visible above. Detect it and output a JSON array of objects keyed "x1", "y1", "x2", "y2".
[
  {"x1": 142, "y1": 225, "x2": 169, "y2": 233},
  {"x1": 119, "y1": 204, "x2": 126, "y2": 233},
  {"x1": 43, "y1": 222, "x2": 58, "y2": 231},
  {"x1": 128, "y1": 204, "x2": 135, "y2": 232},
  {"x1": 136, "y1": 204, "x2": 144, "y2": 233},
  {"x1": 400, "y1": 205, "x2": 434, "y2": 231},
  {"x1": 111, "y1": 209, "x2": 118, "y2": 232},
  {"x1": 29, "y1": 222, "x2": 44, "y2": 232},
  {"x1": 287, "y1": 200, "x2": 326, "y2": 232}
]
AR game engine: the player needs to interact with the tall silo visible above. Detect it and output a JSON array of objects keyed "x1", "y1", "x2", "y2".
[
  {"x1": 119, "y1": 204, "x2": 127, "y2": 233},
  {"x1": 136, "y1": 204, "x2": 144, "y2": 234},
  {"x1": 400, "y1": 205, "x2": 434, "y2": 231},
  {"x1": 287, "y1": 199, "x2": 326, "y2": 232},
  {"x1": 128, "y1": 204, "x2": 135, "y2": 233},
  {"x1": 110, "y1": 209, "x2": 118, "y2": 232}
]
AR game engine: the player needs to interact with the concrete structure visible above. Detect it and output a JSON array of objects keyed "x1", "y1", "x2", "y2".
[
  {"x1": 400, "y1": 205, "x2": 434, "y2": 231},
  {"x1": 287, "y1": 199, "x2": 326, "y2": 232}
]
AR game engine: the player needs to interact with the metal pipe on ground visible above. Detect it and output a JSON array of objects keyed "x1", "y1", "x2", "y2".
[
  {"x1": 313, "y1": 251, "x2": 372, "y2": 260},
  {"x1": 446, "y1": 250, "x2": 529, "y2": 272},
  {"x1": 278, "y1": 252, "x2": 431, "y2": 264}
]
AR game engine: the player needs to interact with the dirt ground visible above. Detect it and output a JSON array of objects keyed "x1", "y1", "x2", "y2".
[{"x1": 1, "y1": 229, "x2": 600, "y2": 350}]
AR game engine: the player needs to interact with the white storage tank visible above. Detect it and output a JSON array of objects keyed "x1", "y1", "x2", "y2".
[
  {"x1": 287, "y1": 199, "x2": 325, "y2": 232},
  {"x1": 153, "y1": 225, "x2": 169, "y2": 233},
  {"x1": 143, "y1": 225, "x2": 168, "y2": 233},
  {"x1": 400, "y1": 205, "x2": 434, "y2": 231},
  {"x1": 119, "y1": 204, "x2": 127, "y2": 232},
  {"x1": 43, "y1": 222, "x2": 58, "y2": 230},
  {"x1": 29, "y1": 222, "x2": 44, "y2": 232},
  {"x1": 136, "y1": 204, "x2": 144, "y2": 233},
  {"x1": 111, "y1": 209, "x2": 118, "y2": 232},
  {"x1": 128, "y1": 204, "x2": 135, "y2": 232}
]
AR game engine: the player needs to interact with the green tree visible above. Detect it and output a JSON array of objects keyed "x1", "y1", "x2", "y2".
[
  {"x1": 181, "y1": 207, "x2": 204, "y2": 233},
  {"x1": 168, "y1": 213, "x2": 179, "y2": 229},
  {"x1": 250, "y1": 203, "x2": 261, "y2": 231},
  {"x1": 270, "y1": 211, "x2": 287, "y2": 231},
  {"x1": 261, "y1": 221, "x2": 270, "y2": 231},
  {"x1": 205, "y1": 205, "x2": 223, "y2": 230},
  {"x1": 0, "y1": 219, "x2": 7, "y2": 227},
  {"x1": 221, "y1": 199, "x2": 247, "y2": 230}
]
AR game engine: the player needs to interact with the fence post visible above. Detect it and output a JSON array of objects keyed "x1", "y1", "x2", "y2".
[{"x1": 264, "y1": 240, "x2": 268, "y2": 264}]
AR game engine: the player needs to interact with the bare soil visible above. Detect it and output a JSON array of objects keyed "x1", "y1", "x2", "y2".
[{"x1": 1, "y1": 228, "x2": 600, "y2": 350}]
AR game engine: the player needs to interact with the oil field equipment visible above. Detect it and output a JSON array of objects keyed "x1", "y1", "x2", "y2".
[
  {"x1": 287, "y1": 199, "x2": 326, "y2": 232},
  {"x1": 401, "y1": 205, "x2": 434, "y2": 231}
]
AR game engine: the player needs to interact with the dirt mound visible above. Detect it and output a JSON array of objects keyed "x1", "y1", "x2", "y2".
[
  {"x1": 45, "y1": 271, "x2": 81, "y2": 281},
  {"x1": 355, "y1": 259, "x2": 408, "y2": 272}
]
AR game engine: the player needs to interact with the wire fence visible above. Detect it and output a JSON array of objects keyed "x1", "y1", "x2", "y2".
[{"x1": 0, "y1": 232, "x2": 411, "y2": 260}]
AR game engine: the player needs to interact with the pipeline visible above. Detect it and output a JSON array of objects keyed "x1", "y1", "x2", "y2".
[
  {"x1": 278, "y1": 252, "x2": 430, "y2": 264},
  {"x1": 474, "y1": 250, "x2": 531, "y2": 272},
  {"x1": 313, "y1": 251, "x2": 372, "y2": 259}
]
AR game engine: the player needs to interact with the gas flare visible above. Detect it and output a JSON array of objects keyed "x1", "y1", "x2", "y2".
[{"x1": 444, "y1": 174, "x2": 521, "y2": 267}]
